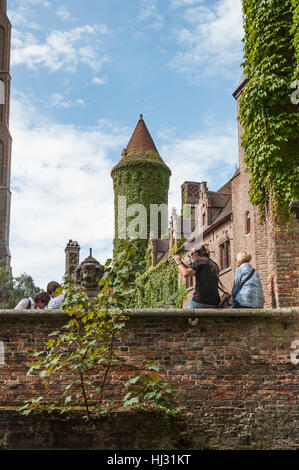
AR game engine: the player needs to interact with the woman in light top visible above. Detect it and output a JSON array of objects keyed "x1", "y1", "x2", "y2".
[
  {"x1": 14, "y1": 292, "x2": 50, "y2": 310},
  {"x1": 232, "y1": 252, "x2": 265, "y2": 308}
]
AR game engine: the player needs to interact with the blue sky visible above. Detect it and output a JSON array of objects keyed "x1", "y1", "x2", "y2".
[{"x1": 8, "y1": 0, "x2": 244, "y2": 288}]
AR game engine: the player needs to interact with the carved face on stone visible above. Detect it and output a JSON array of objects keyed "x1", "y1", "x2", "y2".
[
  {"x1": 75, "y1": 256, "x2": 104, "y2": 289},
  {"x1": 82, "y1": 263, "x2": 97, "y2": 287}
]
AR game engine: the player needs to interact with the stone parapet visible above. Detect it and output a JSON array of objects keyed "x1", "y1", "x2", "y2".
[{"x1": 0, "y1": 308, "x2": 298, "y2": 449}]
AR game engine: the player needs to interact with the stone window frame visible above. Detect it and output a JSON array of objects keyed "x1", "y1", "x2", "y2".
[
  {"x1": 245, "y1": 211, "x2": 251, "y2": 234},
  {"x1": 219, "y1": 239, "x2": 231, "y2": 271}
]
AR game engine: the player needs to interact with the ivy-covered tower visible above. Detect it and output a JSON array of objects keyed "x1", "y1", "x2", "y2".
[{"x1": 111, "y1": 114, "x2": 171, "y2": 263}]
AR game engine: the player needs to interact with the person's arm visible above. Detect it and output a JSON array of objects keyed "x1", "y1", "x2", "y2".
[{"x1": 173, "y1": 255, "x2": 196, "y2": 278}]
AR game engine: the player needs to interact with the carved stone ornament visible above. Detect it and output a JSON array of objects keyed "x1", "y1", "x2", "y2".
[{"x1": 75, "y1": 254, "x2": 104, "y2": 289}]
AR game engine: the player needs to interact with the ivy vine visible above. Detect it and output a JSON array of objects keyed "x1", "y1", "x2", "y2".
[
  {"x1": 239, "y1": 0, "x2": 299, "y2": 222},
  {"x1": 111, "y1": 157, "x2": 171, "y2": 263},
  {"x1": 136, "y1": 257, "x2": 188, "y2": 308}
]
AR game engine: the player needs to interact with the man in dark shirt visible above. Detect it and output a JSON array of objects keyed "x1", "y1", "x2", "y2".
[{"x1": 173, "y1": 246, "x2": 220, "y2": 308}]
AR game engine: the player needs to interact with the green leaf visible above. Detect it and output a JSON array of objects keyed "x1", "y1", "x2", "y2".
[{"x1": 123, "y1": 397, "x2": 139, "y2": 408}]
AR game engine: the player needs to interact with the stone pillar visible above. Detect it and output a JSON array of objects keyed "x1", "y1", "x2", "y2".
[{"x1": 65, "y1": 240, "x2": 80, "y2": 280}]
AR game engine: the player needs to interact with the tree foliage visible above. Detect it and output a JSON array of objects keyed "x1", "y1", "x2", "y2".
[
  {"x1": 0, "y1": 264, "x2": 40, "y2": 308},
  {"x1": 240, "y1": 0, "x2": 299, "y2": 222}
]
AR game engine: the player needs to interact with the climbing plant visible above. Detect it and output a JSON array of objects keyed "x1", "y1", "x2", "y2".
[
  {"x1": 291, "y1": 0, "x2": 299, "y2": 80},
  {"x1": 239, "y1": 0, "x2": 299, "y2": 222},
  {"x1": 136, "y1": 257, "x2": 188, "y2": 308}
]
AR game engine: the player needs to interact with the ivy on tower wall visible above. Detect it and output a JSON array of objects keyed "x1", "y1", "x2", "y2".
[{"x1": 111, "y1": 151, "x2": 171, "y2": 265}]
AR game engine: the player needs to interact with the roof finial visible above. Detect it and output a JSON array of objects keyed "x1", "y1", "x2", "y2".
[
  {"x1": 139, "y1": 114, "x2": 143, "y2": 120},
  {"x1": 90, "y1": 248, "x2": 92, "y2": 257}
]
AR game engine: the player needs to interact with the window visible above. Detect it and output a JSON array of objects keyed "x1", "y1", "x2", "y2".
[
  {"x1": 245, "y1": 211, "x2": 250, "y2": 234},
  {"x1": 219, "y1": 240, "x2": 231, "y2": 271},
  {"x1": 203, "y1": 212, "x2": 206, "y2": 226}
]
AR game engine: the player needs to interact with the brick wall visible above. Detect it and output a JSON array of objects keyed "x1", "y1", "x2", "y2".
[
  {"x1": 233, "y1": 87, "x2": 299, "y2": 308},
  {"x1": 266, "y1": 199, "x2": 299, "y2": 308},
  {"x1": 232, "y1": 92, "x2": 270, "y2": 306},
  {"x1": 0, "y1": 309, "x2": 298, "y2": 449}
]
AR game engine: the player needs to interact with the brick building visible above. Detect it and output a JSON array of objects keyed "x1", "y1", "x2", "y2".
[
  {"x1": 0, "y1": 1, "x2": 12, "y2": 271},
  {"x1": 172, "y1": 74, "x2": 299, "y2": 308}
]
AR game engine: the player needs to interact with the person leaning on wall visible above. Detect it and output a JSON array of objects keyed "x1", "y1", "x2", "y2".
[
  {"x1": 46, "y1": 281, "x2": 65, "y2": 309},
  {"x1": 14, "y1": 292, "x2": 50, "y2": 310},
  {"x1": 231, "y1": 251, "x2": 265, "y2": 309}
]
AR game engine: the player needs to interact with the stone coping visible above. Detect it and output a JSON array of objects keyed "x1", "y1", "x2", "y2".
[{"x1": 0, "y1": 307, "x2": 298, "y2": 323}]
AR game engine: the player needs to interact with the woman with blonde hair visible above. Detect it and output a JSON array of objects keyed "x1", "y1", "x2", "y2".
[{"x1": 231, "y1": 251, "x2": 264, "y2": 308}]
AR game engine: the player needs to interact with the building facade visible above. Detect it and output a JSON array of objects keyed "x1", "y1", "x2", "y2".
[{"x1": 174, "y1": 74, "x2": 299, "y2": 308}]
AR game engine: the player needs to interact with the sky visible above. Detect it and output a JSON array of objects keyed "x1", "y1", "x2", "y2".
[{"x1": 7, "y1": 0, "x2": 244, "y2": 289}]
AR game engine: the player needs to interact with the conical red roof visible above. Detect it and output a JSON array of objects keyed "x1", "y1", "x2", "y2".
[
  {"x1": 126, "y1": 114, "x2": 159, "y2": 154},
  {"x1": 111, "y1": 114, "x2": 171, "y2": 176}
]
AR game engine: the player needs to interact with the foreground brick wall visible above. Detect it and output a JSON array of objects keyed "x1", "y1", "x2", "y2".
[{"x1": 0, "y1": 309, "x2": 298, "y2": 449}]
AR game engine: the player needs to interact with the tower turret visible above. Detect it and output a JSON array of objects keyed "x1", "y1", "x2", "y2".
[
  {"x1": 0, "y1": 0, "x2": 12, "y2": 270},
  {"x1": 111, "y1": 115, "x2": 171, "y2": 263}
]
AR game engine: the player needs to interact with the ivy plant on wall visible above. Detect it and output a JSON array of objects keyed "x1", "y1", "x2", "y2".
[
  {"x1": 136, "y1": 257, "x2": 188, "y2": 308},
  {"x1": 239, "y1": 0, "x2": 299, "y2": 222},
  {"x1": 111, "y1": 152, "x2": 171, "y2": 264}
]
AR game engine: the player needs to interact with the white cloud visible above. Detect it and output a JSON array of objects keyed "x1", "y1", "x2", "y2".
[
  {"x1": 50, "y1": 93, "x2": 85, "y2": 108},
  {"x1": 92, "y1": 76, "x2": 107, "y2": 85},
  {"x1": 161, "y1": 125, "x2": 238, "y2": 211},
  {"x1": 171, "y1": 0, "x2": 203, "y2": 7},
  {"x1": 56, "y1": 5, "x2": 73, "y2": 22},
  {"x1": 138, "y1": 0, "x2": 164, "y2": 30},
  {"x1": 11, "y1": 25, "x2": 109, "y2": 73},
  {"x1": 170, "y1": 0, "x2": 243, "y2": 83},
  {"x1": 8, "y1": 0, "x2": 50, "y2": 29},
  {"x1": 9, "y1": 94, "x2": 129, "y2": 288}
]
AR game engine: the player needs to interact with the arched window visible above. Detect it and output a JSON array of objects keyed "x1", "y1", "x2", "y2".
[{"x1": 245, "y1": 211, "x2": 251, "y2": 234}]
